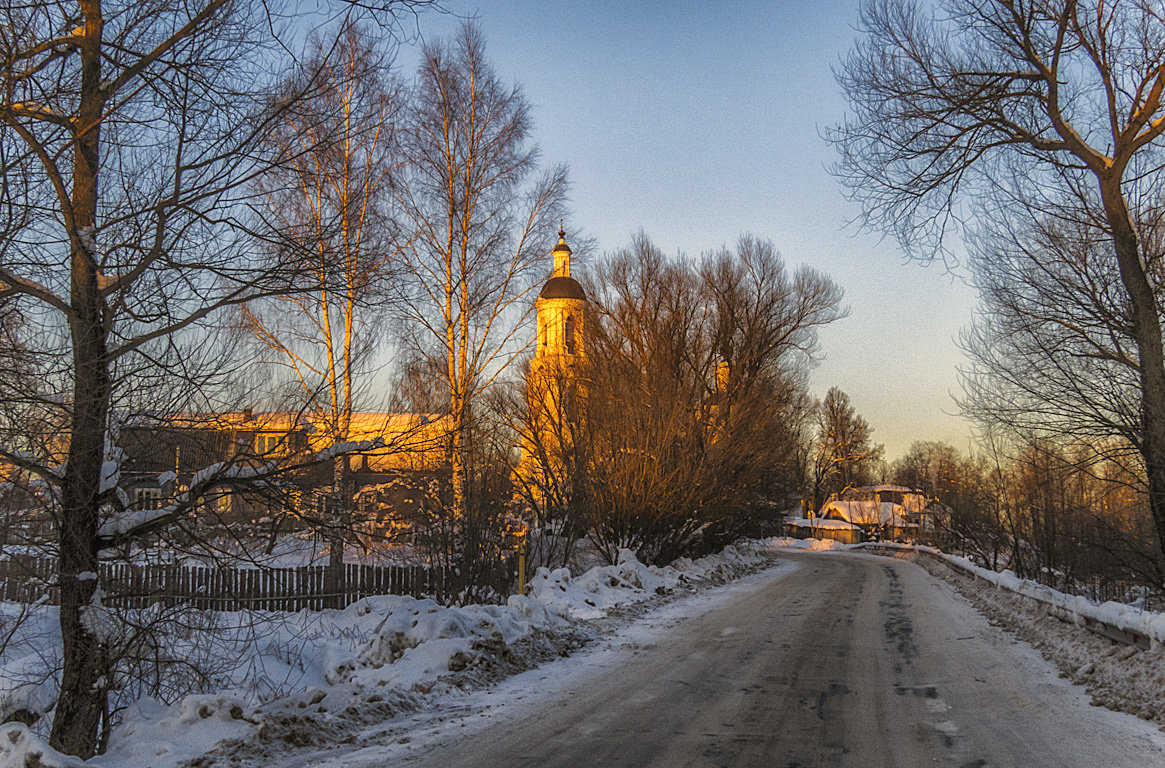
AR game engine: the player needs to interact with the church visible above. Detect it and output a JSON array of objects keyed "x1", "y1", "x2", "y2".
[
  {"x1": 110, "y1": 228, "x2": 590, "y2": 533},
  {"x1": 516, "y1": 227, "x2": 589, "y2": 503}
]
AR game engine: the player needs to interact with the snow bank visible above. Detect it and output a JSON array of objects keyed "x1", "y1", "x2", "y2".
[
  {"x1": 923, "y1": 557, "x2": 1165, "y2": 728},
  {"x1": 347, "y1": 597, "x2": 542, "y2": 690},
  {"x1": 0, "y1": 541, "x2": 775, "y2": 768},
  {"x1": 0, "y1": 724, "x2": 81, "y2": 768},
  {"x1": 765, "y1": 536, "x2": 851, "y2": 552},
  {"x1": 0, "y1": 603, "x2": 60, "y2": 728},
  {"x1": 521, "y1": 548, "x2": 669, "y2": 620},
  {"x1": 104, "y1": 696, "x2": 258, "y2": 768}
]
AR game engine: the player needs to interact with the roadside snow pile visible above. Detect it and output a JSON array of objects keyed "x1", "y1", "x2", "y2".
[
  {"x1": 521, "y1": 543, "x2": 765, "y2": 621},
  {"x1": 0, "y1": 603, "x2": 60, "y2": 730},
  {"x1": 0, "y1": 542, "x2": 774, "y2": 768},
  {"x1": 0, "y1": 723, "x2": 82, "y2": 768},
  {"x1": 349, "y1": 597, "x2": 541, "y2": 689},
  {"x1": 765, "y1": 536, "x2": 851, "y2": 552},
  {"x1": 520, "y1": 549, "x2": 669, "y2": 621},
  {"x1": 105, "y1": 695, "x2": 262, "y2": 768},
  {"x1": 945, "y1": 554, "x2": 1165, "y2": 650}
]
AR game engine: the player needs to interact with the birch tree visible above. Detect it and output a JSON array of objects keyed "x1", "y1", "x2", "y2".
[
  {"x1": 395, "y1": 22, "x2": 567, "y2": 521},
  {"x1": 245, "y1": 20, "x2": 402, "y2": 602}
]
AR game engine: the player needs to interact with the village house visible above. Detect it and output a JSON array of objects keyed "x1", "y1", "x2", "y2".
[
  {"x1": 118, "y1": 409, "x2": 453, "y2": 535},
  {"x1": 37, "y1": 228, "x2": 584, "y2": 545},
  {"x1": 817, "y1": 484, "x2": 946, "y2": 541}
]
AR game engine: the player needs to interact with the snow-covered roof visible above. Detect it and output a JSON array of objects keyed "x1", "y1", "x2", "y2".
[
  {"x1": 820, "y1": 500, "x2": 910, "y2": 526},
  {"x1": 852, "y1": 484, "x2": 921, "y2": 494}
]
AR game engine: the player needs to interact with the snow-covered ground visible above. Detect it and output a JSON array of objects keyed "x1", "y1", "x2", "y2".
[
  {"x1": 0, "y1": 542, "x2": 777, "y2": 768},
  {"x1": 4, "y1": 536, "x2": 1162, "y2": 768}
]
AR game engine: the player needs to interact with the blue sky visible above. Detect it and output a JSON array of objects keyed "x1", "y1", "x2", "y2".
[{"x1": 399, "y1": 0, "x2": 980, "y2": 460}]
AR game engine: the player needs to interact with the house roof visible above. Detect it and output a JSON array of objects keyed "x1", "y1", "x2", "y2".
[
  {"x1": 332, "y1": 412, "x2": 446, "y2": 432},
  {"x1": 163, "y1": 411, "x2": 312, "y2": 431},
  {"x1": 330, "y1": 412, "x2": 451, "y2": 450},
  {"x1": 821, "y1": 500, "x2": 910, "y2": 526}
]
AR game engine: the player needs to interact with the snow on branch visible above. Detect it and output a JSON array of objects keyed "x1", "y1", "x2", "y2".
[
  {"x1": 312, "y1": 437, "x2": 386, "y2": 462},
  {"x1": 97, "y1": 461, "x2": 272, "y2": 545},
  {"x1": 96, "y1": 438, "x2": 386, "y2": 547}
]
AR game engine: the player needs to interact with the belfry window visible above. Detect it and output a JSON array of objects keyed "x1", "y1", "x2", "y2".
[{"x1": 564, "y1": 315, "x2": 576, "y2": 354}]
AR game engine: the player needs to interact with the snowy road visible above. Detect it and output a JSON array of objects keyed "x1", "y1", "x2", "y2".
[{"x1": 312, "y1": 551, "x2": 1165, "y2": 768}]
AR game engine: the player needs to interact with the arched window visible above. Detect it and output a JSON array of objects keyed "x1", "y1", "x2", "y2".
[{"x1": 564, "y1": 315, "x2": 576, "y2": 355}]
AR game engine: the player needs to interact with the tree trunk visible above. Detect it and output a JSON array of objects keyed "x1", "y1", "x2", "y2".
[
  {"x1": 326, "y1": 455, "x2": 347, "y2": 609},
  {"x1": 1100, "y1": 176, "x2": 1165, "y2": 567},
  {"x1": 54, "y1": 331, "x2": 110, "y2": 757},
  {"x1": 449, "y1": 390, "x2": 467, "y2": 520},
  {"x1": 52, "y1": 1, "x2": 111, "y2": 756}
]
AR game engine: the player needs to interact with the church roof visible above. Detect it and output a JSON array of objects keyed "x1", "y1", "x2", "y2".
[{"x1": 539, "y1": 275, "x2": 586, "y2": 300}]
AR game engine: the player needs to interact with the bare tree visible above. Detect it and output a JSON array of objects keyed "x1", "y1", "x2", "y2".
[
  {"x1": 699, "y1": 235, "x2": 845, "y2": 514},
  {"x1": 574, "y1": 235, "x2": 844, "y2": 564},
  {"x1": 831, "y1": 0, "x2": 1165, "y2": 561},
  {"x1": 961, "y1": 198, "x2": 1146, "y2": 435},
  {"x1": 393, "y1": 21, "x2": 567, "y2": 521},
  {"x1": 954, "y1": 164, "x2": 1165, "y2": 588},
  {"x1": 811, "y1": 387, "x2": 884, "y2": 511},
  {"x1": 575, "y1": 238, "x2": 711, "y2": 564},
  {"x1": 245, "y1": 19, "x2": 403, "y2": 604},
  {"x1": 0, "y1": 1, "x2": 433, "y2": 756}
]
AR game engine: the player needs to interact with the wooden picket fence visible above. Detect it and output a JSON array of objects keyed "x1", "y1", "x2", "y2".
[{"x1": 0, "y1": 554, "x2": 515, "y2": 612}]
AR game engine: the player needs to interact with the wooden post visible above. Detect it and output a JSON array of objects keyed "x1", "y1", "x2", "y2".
[{"x1": 516, "y1": 523, "x2": 528, "y2": 596}]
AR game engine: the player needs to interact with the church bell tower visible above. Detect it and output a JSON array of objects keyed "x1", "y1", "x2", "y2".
[
  {"x1": 533, "y1": 227, "x2": 587, "y2": 371},
  {"x1": 518, "y1": 226, "x2": 588, "y2": 499}
]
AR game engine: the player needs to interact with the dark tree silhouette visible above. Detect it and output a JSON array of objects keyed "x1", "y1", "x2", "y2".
[{"x1": 831, "y1": 0, "x2": 1165, "y2": 562}]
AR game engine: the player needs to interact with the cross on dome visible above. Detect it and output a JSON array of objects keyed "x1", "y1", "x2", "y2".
[{"x1": 551, "y1": 224, "x2": 572, "y2": 278}]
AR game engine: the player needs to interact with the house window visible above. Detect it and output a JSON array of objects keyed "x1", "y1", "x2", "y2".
[
  {"x1": 134, "y1": 487, "x2": 162, "y2": 510},
  {"x1": 255, "y1": 433, "x2": 284, "y2": 454}
]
